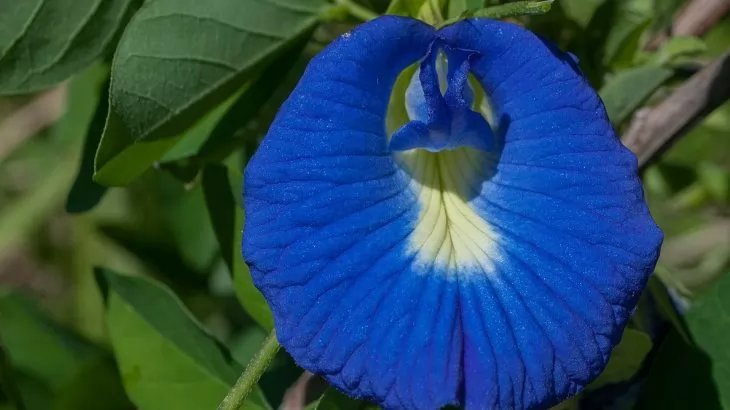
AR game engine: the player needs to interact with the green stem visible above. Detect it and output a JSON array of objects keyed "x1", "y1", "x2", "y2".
[
  {"x1": 217, "y1": 330, "x2": 280, "y2": 410},
  {"x1": 335, "y1": 0, "x2": 379, "y2": 21}
]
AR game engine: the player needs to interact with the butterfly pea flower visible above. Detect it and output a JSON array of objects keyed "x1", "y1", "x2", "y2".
[{"x1": 243, "y1": 16, "x2": 662, "y2": 410}]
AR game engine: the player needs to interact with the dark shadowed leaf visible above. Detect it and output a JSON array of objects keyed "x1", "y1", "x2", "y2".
[
  {"x1": 0, "y1": 293, "x2": 129, "y2": 410},
  {"x1": 315, "y1": 388, "x2": 377, "y2": 410},
  {"x1": 66, "y1": 77, "x2": 111, "y2": 213},
  {"x1": 0, "y1": 0, "x2": 134, "y2": 94},
  {"x1": 559, "y1": 0, "x2": 605, "y2": 27},
  {"x1": 95, "y1": 268, "x2": 271, "y2": 410},
  {"x1": 94, "y1": 0, "x2": 325, "y2": 186},
  {"x1": 599, "y1": 65, "x2": 673, "y2": 126},
  {"x1": 602, "y1": 3, "x2": 652, "y2": 69},
  {"x1": 202, "y1": 165, "x2": 274, "y2": 330},
  {"x1": 637, "y1": 271, "x2": 730, "y2": 409},
  {"x1": 0, "y1": 339, "x2": 25, "y2": 410},
  {"x1": 586, "y1": 328, "x2": 652, "y2": 390},
  {"x1": 53, "y1": 355, "x2": 133, "y2": 410},
  {"x1": 0, "y1": 293, "x2": 97, "y2": 390}
]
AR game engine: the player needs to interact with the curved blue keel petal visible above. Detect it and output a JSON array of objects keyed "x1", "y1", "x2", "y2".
[{"x1": 243, "y1": 16, "x2": 663, "y2": 410}]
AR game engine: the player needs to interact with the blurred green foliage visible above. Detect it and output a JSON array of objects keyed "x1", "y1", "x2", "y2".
[{"x1": 0, "y1": 0, "x2": 729, "y2": 409}]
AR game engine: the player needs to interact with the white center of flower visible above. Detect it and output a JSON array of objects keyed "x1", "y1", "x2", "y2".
[{"x1": 397, "y1": 148, "x2": 500, "y2": 275}]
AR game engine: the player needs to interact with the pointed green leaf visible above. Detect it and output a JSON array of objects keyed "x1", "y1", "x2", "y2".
[
  {"x1": 96, "y1": 268, "x2": 270, "y2": 410},
  {"x1": 0, "y1": 0, "x2": 135, "y2": 94},
  {"x1": 94, "y1": 0, "x2": 325, "y2": 186},
  {"x1": 649, "y1": 36, "x2": 708, "y2": 66},
  {"x1": 603, "y1": 11, "x2": 652, "y2": 69},
  {"x1": 599, "y1": 65, "x2": 673, "y2": 126}
]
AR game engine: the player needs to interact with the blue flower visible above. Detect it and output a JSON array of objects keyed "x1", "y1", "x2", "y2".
[{"x1": 243, "y1": 16, "x2": 662, "y2": 410}]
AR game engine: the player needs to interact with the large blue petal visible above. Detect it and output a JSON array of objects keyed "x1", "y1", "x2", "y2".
[
  {"x1": 243, "y1": 16, "x2": 663, "y2": 410},
  {"x1": 437, "y1": 19, "x2": 662, "y2": 408}
]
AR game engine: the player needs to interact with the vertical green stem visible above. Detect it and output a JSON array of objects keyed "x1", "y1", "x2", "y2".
[{"x1": 217, "y1": 330, "x2": 280, "y2": 410}]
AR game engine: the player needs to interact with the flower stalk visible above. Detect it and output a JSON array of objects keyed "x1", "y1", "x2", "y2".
[{"x1": 217, "y1": 330, "x2": 280, "y2": 410}]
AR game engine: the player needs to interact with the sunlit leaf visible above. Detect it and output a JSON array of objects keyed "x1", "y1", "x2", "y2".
[{"x1": 94, "y1": 0, "x2": 325, "y2": 186}]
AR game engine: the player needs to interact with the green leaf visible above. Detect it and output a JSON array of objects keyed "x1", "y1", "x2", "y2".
[
  {"x1": 202, "y1": 165, "x2": 274, "y2": 330},
  {"x1": 0, "y1": 339, "x2": 25, "y2": 410},
  {"x1": 53, "y1": 355, "x2": 133, "y2": 410},
  {"x1": 599, "y1": 65, "x2": 673, "y2": 126},
  {"x1": 0, "y1": 293, "x2": 97, "y2": 390},
  {"x1": 95, "y1": 268, "x2": 270, "y2": 410},
  {"x1": 194, "y1": 44, "x2": 308, "y2": 165},
  {"x1": 585, "y1": 328, "x2": 652, "y2": 390},
  {"x1": 441, "y1": 0, "x2": 554, "y2": 25},
  {"x1": 202, "y1": 165, "x2": 238, "y2": 273},
  {"x1": 315, "y1": 388, "x2": 376, "y2": 410},
  {"x1": 0, "y1": 0, "x2": 135, "y2": 94},
  {"x1": 560, "y1": 0, "x2": 605, "y2": 27},
  {"x1": 647, "y1": 275, "x2": 690, "y2": 342},
  {"x1": 94, "y1": 0, "x2": 324, "y2": 186},
  {"x1": 446, "y1": 0, "x2": 483, "y2": 19},
  {"x1": 697, "y1": 162, "x2": 730, "y2": 203},
  {"x1": 0, "y1": 293, "x2": 129, "y2": 410},
  {"x1": 385, "y1": 0, "x2": 427, "y2": 16},
  {"x1": 66, "y1": 77, "x2": 110, "y2": 213},
  {"x1": 648, "y1": 36, "x2": 708, "y2": 66},
  {"x1": 604, "y1": 16, "x2": 652, "y2": 69},
  {"x1": 159, "y1": 38, "x2": 309, "y2": 180},
  {"x1": 637, "y1": 271, "x2": 730, "y2": 409}
]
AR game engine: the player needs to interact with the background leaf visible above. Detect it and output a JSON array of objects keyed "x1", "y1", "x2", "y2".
[
  {"x1": 0, "y1": 293, "x2": 130, "y2": 410},
  {"x1": 96, "y1": 268, "x2": 270, "y2": 410},
  {"x1": 599, "y1": 65, "x2": 673, "y2": 125},
  {"x1": 586, "y1": 328, "x2": 652, "y2": 390},
  {"x1": 637, "y1": 271, "x2": 730, "y2": 409},
  {"x1": 0, "y1": 0, "x2": 134, "y2": 94}
]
